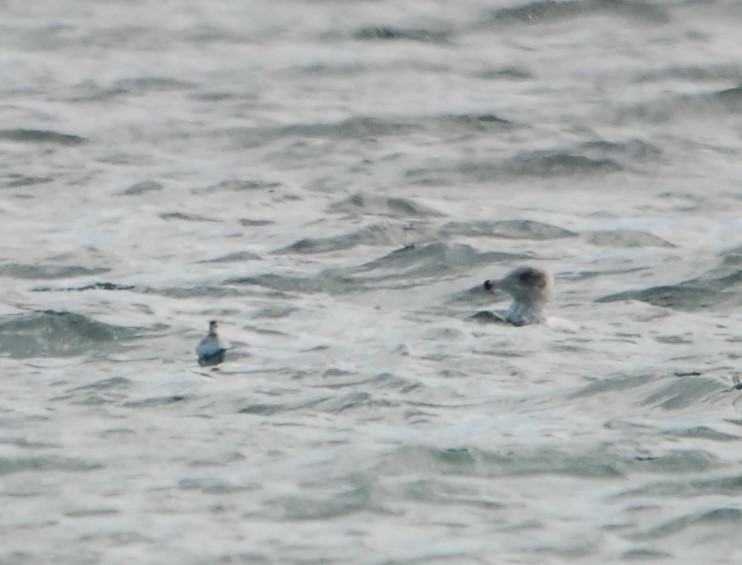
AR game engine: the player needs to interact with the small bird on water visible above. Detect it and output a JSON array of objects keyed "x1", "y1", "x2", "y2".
[
  {"x1": 196, "y1": 320, "x2": 229, "y2": 366},
  {"x1": 483, "y1": 266, "x2": 554, "y2": 326}
]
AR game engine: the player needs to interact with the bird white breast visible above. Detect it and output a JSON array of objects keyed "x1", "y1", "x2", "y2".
[
  {"x1": 196, "y1": 335, "x2": 228, "y2": 357},
  {"x1": 506, "y1": 299, "x2": 546, "y2": 326}
]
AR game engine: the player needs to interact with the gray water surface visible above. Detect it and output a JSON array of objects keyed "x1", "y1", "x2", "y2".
[{"x1": 1, "y1": 1, "x2": 742, "y2": 564}]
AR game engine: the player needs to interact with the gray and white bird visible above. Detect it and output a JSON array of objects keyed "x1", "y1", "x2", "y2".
[
  {"x1": 483, "y1": 266, "x2": 554, "y2": 326},
  {"x1": 196, "y1": 320, "x2": 229, "y2": 366}
]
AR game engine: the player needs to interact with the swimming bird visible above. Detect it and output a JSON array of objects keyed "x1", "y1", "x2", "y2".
[
  {"x1": 196, "y1": 320, "x2": 229, "y2": 366},
  {"x1": 483, "y1": 266, "x2": 554, "y2": 326}
]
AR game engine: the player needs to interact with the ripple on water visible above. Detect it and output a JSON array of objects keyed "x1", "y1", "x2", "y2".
[
  {"x1": 632, "y1": 507, "x2": 742, "y2": 541},
  {"x1": 569, "y1": 373, "x2": 657, "y2": 399},
  {"x1": 400, "y1": 478, "x2": 504, "y2": 510},
  {"x1": 489, "y1": 0, "x2": 668, "y2": 25},
  {"x1": 122, "y1": 394, "x2": 191, "y2": 408},
  {"x1": 598, "y1": 285, "x2": 713, "y2": 311},
  {"x1": 639, "y1": 377, "x2": 726, "y2": 410},
  {"x1": 620, "y1": 547, "x2": 674, "y2": 561},
  {"x1": 0, "y1": 264, "x2": 109, "y2": 279},
  {"x1": 352, "y1": 242, "x2": 525, "y2": 282},
  {"x1": 413, "y1": 138, "x2": 660, "y2": 184},
  {"x1": 441, "y1": 112, "x2": 513, "y2": 129},
  {"x1": 239, "y1": 391, "x2": 395, "y2": 416},
  {"x1": 276, "y1": 223, "x2": 430, "y2": 255},
  {"x1": 228, "y1": 273, "x2": 364, "y2": 296},
  {"x1": 377, "y1": 446, "x2": 625, "y2": 479},
  {"x1": 586, "y1": 230, "x2": 675, "y2": 248},
  {"x1": 228, "y1": 117, "x2": 418, "y2": 148},
  {"x1": 67, "y1": 376, "x2": 133, "y2": 393},
  {"x1": 378, "y1": 444, "x2": 718, "y2": 480},
  {"x1": 112, "y1": 76, "x2": 195, "y2": 93},
  {"x1": 469, "y1": 150, "x2": 620, "y2": 181},
  {"x1": 201, "y1": 251, "x2": 262, "y2": 263},
  {"x1": 252, "y1": 305, "x2": 297, "y2": 319},
  {"x1": 352, "y1": 25, "x2": 452, "y2": 43},
  {"x1": 503, "y1": 149, "x2": 623, "y2": 178},
  {"x1": 239, "y1": 395, "x2": 333, "y2": 416},
  {"x1": 329, "y1": 192, "x2": 443, "y2": 218},
  {"x1": 664, "y1": 426, "x2": 739, "y2": 442},
  {"x1": 0, "y1": 174, "x2": 52, "y2": 189},
  {"x1": 616, "y1": 473, "x2": 742, "y2": 500},
  {"x1": 34, "y1": 282, "x2": 135, "y2": 292},
  {"x1": 440, "y1": 219, "x2": 576, "y2": 240},
  {"x1": 598, "y1": 247, "x2": 742, "y2": 311},
  {"x1": 315, "y1": 391, "x2": 397, "y2": 414},
  {"x1": 119, "y1": 180, "x2": 163, "y2": 195},
  {"x1": 310, "y1": 372, "x2": 420, "y2": 393},
  {"x1": 618, "y1": 85, "x2": 742, "y2": 125},
  {"x1": 0, "y1": 455, "x2": 103, "y2": 476},
  {"x1": 159, "y1": 212, "x2": 217, "y2": 222},
  {"x1": 199, "y1": 178, "x2": 282, "y2": 193},
  {"x1": 178, "y1": 477, "x2": 258, "y2": 495},
  {"x1": 145, "y1": 285, "x2": 242, "y2": 299},
  {"x1": 568, "y1": 373, "x2": 728, "y2": 412},
  {"x1": 0, "y1": 128, "x2": 87, "y2": 145},
  {"x1": 271, "y1": 481, "x2": 379, "y2": 521}
]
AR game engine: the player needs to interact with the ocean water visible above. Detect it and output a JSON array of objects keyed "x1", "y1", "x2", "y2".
[{"x1": 2, "y1": 0, "x2": 742, "y2": 563}]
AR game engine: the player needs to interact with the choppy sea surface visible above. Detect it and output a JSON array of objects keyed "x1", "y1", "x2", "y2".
[{"x1": 2, "y1": 1, "x2": 742, "y2": 563}]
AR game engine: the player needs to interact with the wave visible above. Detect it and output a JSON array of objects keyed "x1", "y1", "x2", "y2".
[
  {"x1": 351, "y1": 242, "x2": 526, "y2": 281},
  {"x1": 352, "y1": 26, "x2": 452, "y2": 43},
  {"x1": 636, "y1": 64, "x2": 742, "y2": 84},
  {"x1": 411, "y1": 139, "x2": 656, "y2": 184},
  {"x1": 586, "y1": 230, "x2": 675, "y2": 248},
  {"x1": 112, "y1": 76, "x2": 195, "y2": 93},
  {"x1": 329, "y1": 193, "x2": 443, "y2": 218},
  {"x1": 119, "y1": 180, "x2": 163, "y2": 195},
  {"x1": 631, "y1": 507, "x2": 742, "y2": 542},
  {"x1": 376, "y1": 443, "x2": 715, "y2": 480},
  {"x1": 228, "y1": 273, "x2": 363, "y2": 296},
  {"x1": 617, "y1": 85, "x2": 742, "y2": 124},
  {"x1": 640, "y1": 377, "x2": 727, "y2": 411},
  {"x1": 228, "y1": 117, "x2": 417, "y2": 148},
  {"x1": 159, "y1": 212, "x2": 217, "y2": 222},
  {"x1": 505, "y1": 150, "x2": 621, "y2": 177},
  {"x1": 34, "y1": 282, "x2": 134, "y2": 292},
  {"x1": 269, "y1": 482, "x2": 377, "y2": 521},
  {"x1": 441, "y1": 219, "x2": 576, "y2": 240},
  {"x1": 598, "y1": 246, "x2": 742, "y2": 311},
  {"x1": 489, "y1": 0, "x2": 668, "y2": 26},
  {"x1": 199, "y1": 179, "x2": 282, "y2": 193},
  {"x1": 276, "y1": 223, "x2": 430, "y2": 255},
  {"x1": 0, "y1": 454, "x2": 103, "y2": 475},
  {"x1": 145, "y1": 285, "x2": 242, "y2": 299},
  {"x1": 0, "y1": 263, "x2": 109, "y2": 280},
  {"x1": 0, "y1": 128, "x2": 86, "y2": 145},
  {"x1": 0, "y1": 311, "x2": 143, "y2": 358},
  {"x1": 0, "y1": 174, "x2": 52, "y2": 189},
  {"x1": 438, "y1": 113, "x2": 513, "y2": 130},
  {"x1": 618, "y1": 473, "x2": 742, "y2": 500},
  {"x1": 201, "y1": 251, "x2": 262, "y2": 263}
]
